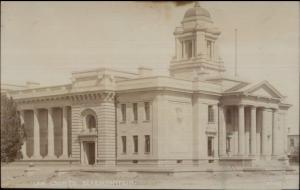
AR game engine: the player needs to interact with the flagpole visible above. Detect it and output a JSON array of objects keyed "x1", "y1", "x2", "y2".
[{"x1": 234, "y1": 28, "x2": 238, "y2": 77}]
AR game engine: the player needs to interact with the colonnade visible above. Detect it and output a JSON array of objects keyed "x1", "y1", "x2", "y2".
[
  {"x1": 219, "y1": 105, "x2": 282, "y2": 159},
  {"x1": 19, "y1": 106, "x2": 70, "y2": 160}
]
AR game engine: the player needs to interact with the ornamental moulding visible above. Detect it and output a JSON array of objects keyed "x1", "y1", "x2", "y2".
[{"x1": 15, "y1": 91, "x2": 115, "y2": 104}]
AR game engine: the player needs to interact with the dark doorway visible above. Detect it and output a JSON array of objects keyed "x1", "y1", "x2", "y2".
[
  {"x1": 83, "y1": 142, "x2": 95, "y2": 165},
  {"x1": 208, "y1": 137, "x2": 213, "y2": 156}
]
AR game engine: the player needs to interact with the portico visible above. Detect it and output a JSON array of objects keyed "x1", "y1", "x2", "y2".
[{"x1": 218, "y1": 80, "x2": 289, "y2": 163}]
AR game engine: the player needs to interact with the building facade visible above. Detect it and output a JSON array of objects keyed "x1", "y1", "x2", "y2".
[{"x1": 6, "y1": 3, "x2": 291, "y2": 167}]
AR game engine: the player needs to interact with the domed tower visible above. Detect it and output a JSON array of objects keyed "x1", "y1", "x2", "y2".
[{"x1": 169, "y1": 2, "x2": 225, "y2": 80}]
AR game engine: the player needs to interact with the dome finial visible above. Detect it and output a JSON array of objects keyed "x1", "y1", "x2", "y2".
[{"x1": 194, "y1": 1, "x2": 201, "y2": 7}]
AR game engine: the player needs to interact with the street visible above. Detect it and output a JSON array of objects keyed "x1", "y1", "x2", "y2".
[{"x1": 1, "y1": 164, "x2": 299, "y2": 189}]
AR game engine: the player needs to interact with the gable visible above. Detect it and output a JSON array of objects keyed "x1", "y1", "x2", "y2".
[{"x1": 247, "y1": 83, "x2": 283, "y2": 99}]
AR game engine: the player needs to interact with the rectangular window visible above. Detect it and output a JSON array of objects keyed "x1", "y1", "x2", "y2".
[
  {"x1": 121, "y1": 104, "x2": 126, "y2": 122},
  {"x1": 144, "y1": 102, "x2": 150, "y2": 121},
  {"x1": 121, "y1": 136, "x2": 126, "y2": 153},
  {"x1": 145, "y1": 135, "x2": 150, "y2": 153},
  {"x1": 133, "y1": 135, "x2": 138, "y2": 153},
  {"x1": 185, "y1": 40, "x2": 193, "y2": 58},
  {"x1": 290, "y1": 139, "x2": 294, "y2": 147},
  {"x1": 207, "y1": 40, "x2": 213, "y2": 59},
  {"x1": 208, "y1": 137, "x2": 214, "y2": 156},
  {"x1": 208, "y1": 105, "x2": 214, "y2": 122},
  {"x1": 133, "y1": 103, "x2": 138, "y2": 121}
]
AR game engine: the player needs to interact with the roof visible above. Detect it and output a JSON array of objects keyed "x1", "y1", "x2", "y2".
[{"x1": 183, "y1": 2, "x2": 212, "y2": 22}]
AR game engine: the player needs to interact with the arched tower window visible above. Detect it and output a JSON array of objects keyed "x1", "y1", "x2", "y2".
[
  {"x1": 81, "y1": 109, "x2": 97, "y2": 130},
  {"x1": 86, "y1": 115, "x2": 96, "y2": 129}
]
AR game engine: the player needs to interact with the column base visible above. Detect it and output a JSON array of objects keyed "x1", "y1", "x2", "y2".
[
  {"x1": 249, "y1": 154, "x2": 258, "y2": 160},
  {"x1": 272, "y1": 154, "x2": 288, "y2": 159},
  {"x1": 44, "y1": 155, "x2": 58, "y2": 160},
  {"x1": 260, "y1": 155, "x2": 272, "y2": 160},
  {"x1": 59, "y1": 155, "x2": 70, "y2": 160},
  {"x1": 96, "y1": 160, "x2": 116, "y2": 167},
  {"x1": 31, "y1": 155, "x2": 42, "y2": 160}
]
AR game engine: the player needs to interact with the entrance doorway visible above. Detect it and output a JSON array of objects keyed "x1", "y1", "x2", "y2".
[{"x1": 82, "y1": 141, "x2": 95, "y2": 165}]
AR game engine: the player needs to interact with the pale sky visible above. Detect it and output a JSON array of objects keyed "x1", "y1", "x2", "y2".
[{"x1": 1, "y1": 1, "x2": 299, "y2": 134}]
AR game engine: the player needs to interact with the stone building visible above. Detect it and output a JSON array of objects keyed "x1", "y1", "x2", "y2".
[{"x1": 5, "y1": 2, "x2": 291, "y2": 167}]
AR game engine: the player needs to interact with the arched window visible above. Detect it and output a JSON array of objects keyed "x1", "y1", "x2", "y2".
[
  {"x1": 86, "y1": 114, "x2": 96, "y2": 129},
  {"x1": 81, "y1": 108, "x2": 97, "y2": 131}
]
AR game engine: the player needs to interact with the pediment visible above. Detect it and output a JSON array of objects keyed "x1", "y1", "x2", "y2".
[{"x1": 246, "y1": 81, "x2": 283, "y2": 99}]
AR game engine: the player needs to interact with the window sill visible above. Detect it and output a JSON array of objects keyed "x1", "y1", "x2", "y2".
[
  {"x1": 133, "y1": 152, "x2": 138, "y2": 155},
  {"x1": 143, "y1": 120, "x2": 150, "y2": 123},
  {"x1": 131, "y1": 121, "x2": 138, "y2": 124},
  {"x1": 208, "y1": 121, "x2": 215, "y2": 124},
  {"x1": 144, "y1": 152, "x2": 150, "y2": 155},
  {"x1": 119, "y1": 121, "x2": 126, "y2": 124}
]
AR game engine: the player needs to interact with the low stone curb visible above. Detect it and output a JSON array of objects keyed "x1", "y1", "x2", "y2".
[{"x1": 52, "y1": 166, "x2": 296, "y2": 174}]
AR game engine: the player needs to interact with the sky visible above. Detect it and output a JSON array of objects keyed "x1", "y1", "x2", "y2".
[{"x1": 1, "y1": 1, "x2": 299, "y2": 134}]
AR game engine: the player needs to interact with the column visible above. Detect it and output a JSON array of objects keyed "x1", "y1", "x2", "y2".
[
  {"x1": 192, "y1": 39, "x2": 195, "y2": 58},
  {"x1": 256, "y1": 108, "x2": 262, "y2": 156},
  {"x1": 238, "y1": 105, "x2": 245, "y2": 156},
  {"x1": 272, "y1": 109, "x2": 279, "y2": 156},
  {"x1": 218, "y1": 105, "x2": 226, "y2": 156},
  {"x1": 261, "y1": 108, "x2": 271, "y2": 157},
  {"x1": 250, "y1": 106, "x2": 257, "y2": 156},
  {"x1": 182, "y1": 41, "x2": 186, "y2": 59},
  {"x1": 233, "y1": 107, "x2": 239, "y2": 155},
  {"x1": 47, "y1": 108, "x2": 55, "y2": 159},
  {"x1": 61, "y1": 106, "x2": 68, "y2": 158},
  {"x1": 245, "y1": 109, "x2": 250, "y2": 156},
  {"x1": 20, "y1": 110, "x2": 28, "y2": 159},
  {"x1": 176, "y1": 38, "x2": 182, "y2": 60},
  {"x1": 80, "y1": 141, "x2": 84, "y2": 164},
  {"x1": 33, "y1": 109, "x2": 41, "y2": 159},
  {"x1": 213, "y1": 105, "x2": 219, "y2": 156}
]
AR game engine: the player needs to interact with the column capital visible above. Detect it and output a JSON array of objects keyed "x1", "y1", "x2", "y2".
[
  {"x1": 218, "y1": 104, "x2": 224, "y2": 108},
  {"x1": 62, "y1": 106, "x2": 69, "y2": 111},
  {"x1": 262, "y1": 107, "x2": 273, "y2": 112},
  {"x1": 47, "y1": 107, "x2": 54, "y2": 112},
  {"x1": 238, "y1": 104, "x2": 245, "y2": 109}
]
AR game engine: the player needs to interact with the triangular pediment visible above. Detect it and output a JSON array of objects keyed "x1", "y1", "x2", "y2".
[{"x1": 246, "y1": 81, "x2": 283, "y2": 99}]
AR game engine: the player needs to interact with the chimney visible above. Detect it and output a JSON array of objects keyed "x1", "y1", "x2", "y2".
[{"x1": 138, "y1": 67, "x2": 152, "y2": 77}]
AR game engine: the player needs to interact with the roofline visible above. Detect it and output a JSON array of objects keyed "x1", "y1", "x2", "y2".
[
  {"x1": 245, "y1": 80, "x2": 284, "y2": 98},
  {"x1": 71, "y1": 67, "x2": 139, "y2": 75}
]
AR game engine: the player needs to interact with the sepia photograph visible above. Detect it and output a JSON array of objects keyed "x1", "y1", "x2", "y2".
[{"x1": 1, "y1": 1, "x2": 299, "y2": 189}]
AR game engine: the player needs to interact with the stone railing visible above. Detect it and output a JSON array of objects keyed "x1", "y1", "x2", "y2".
[{"x1": 8, "y1": 84, "x2": 72, "y2": 99}]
